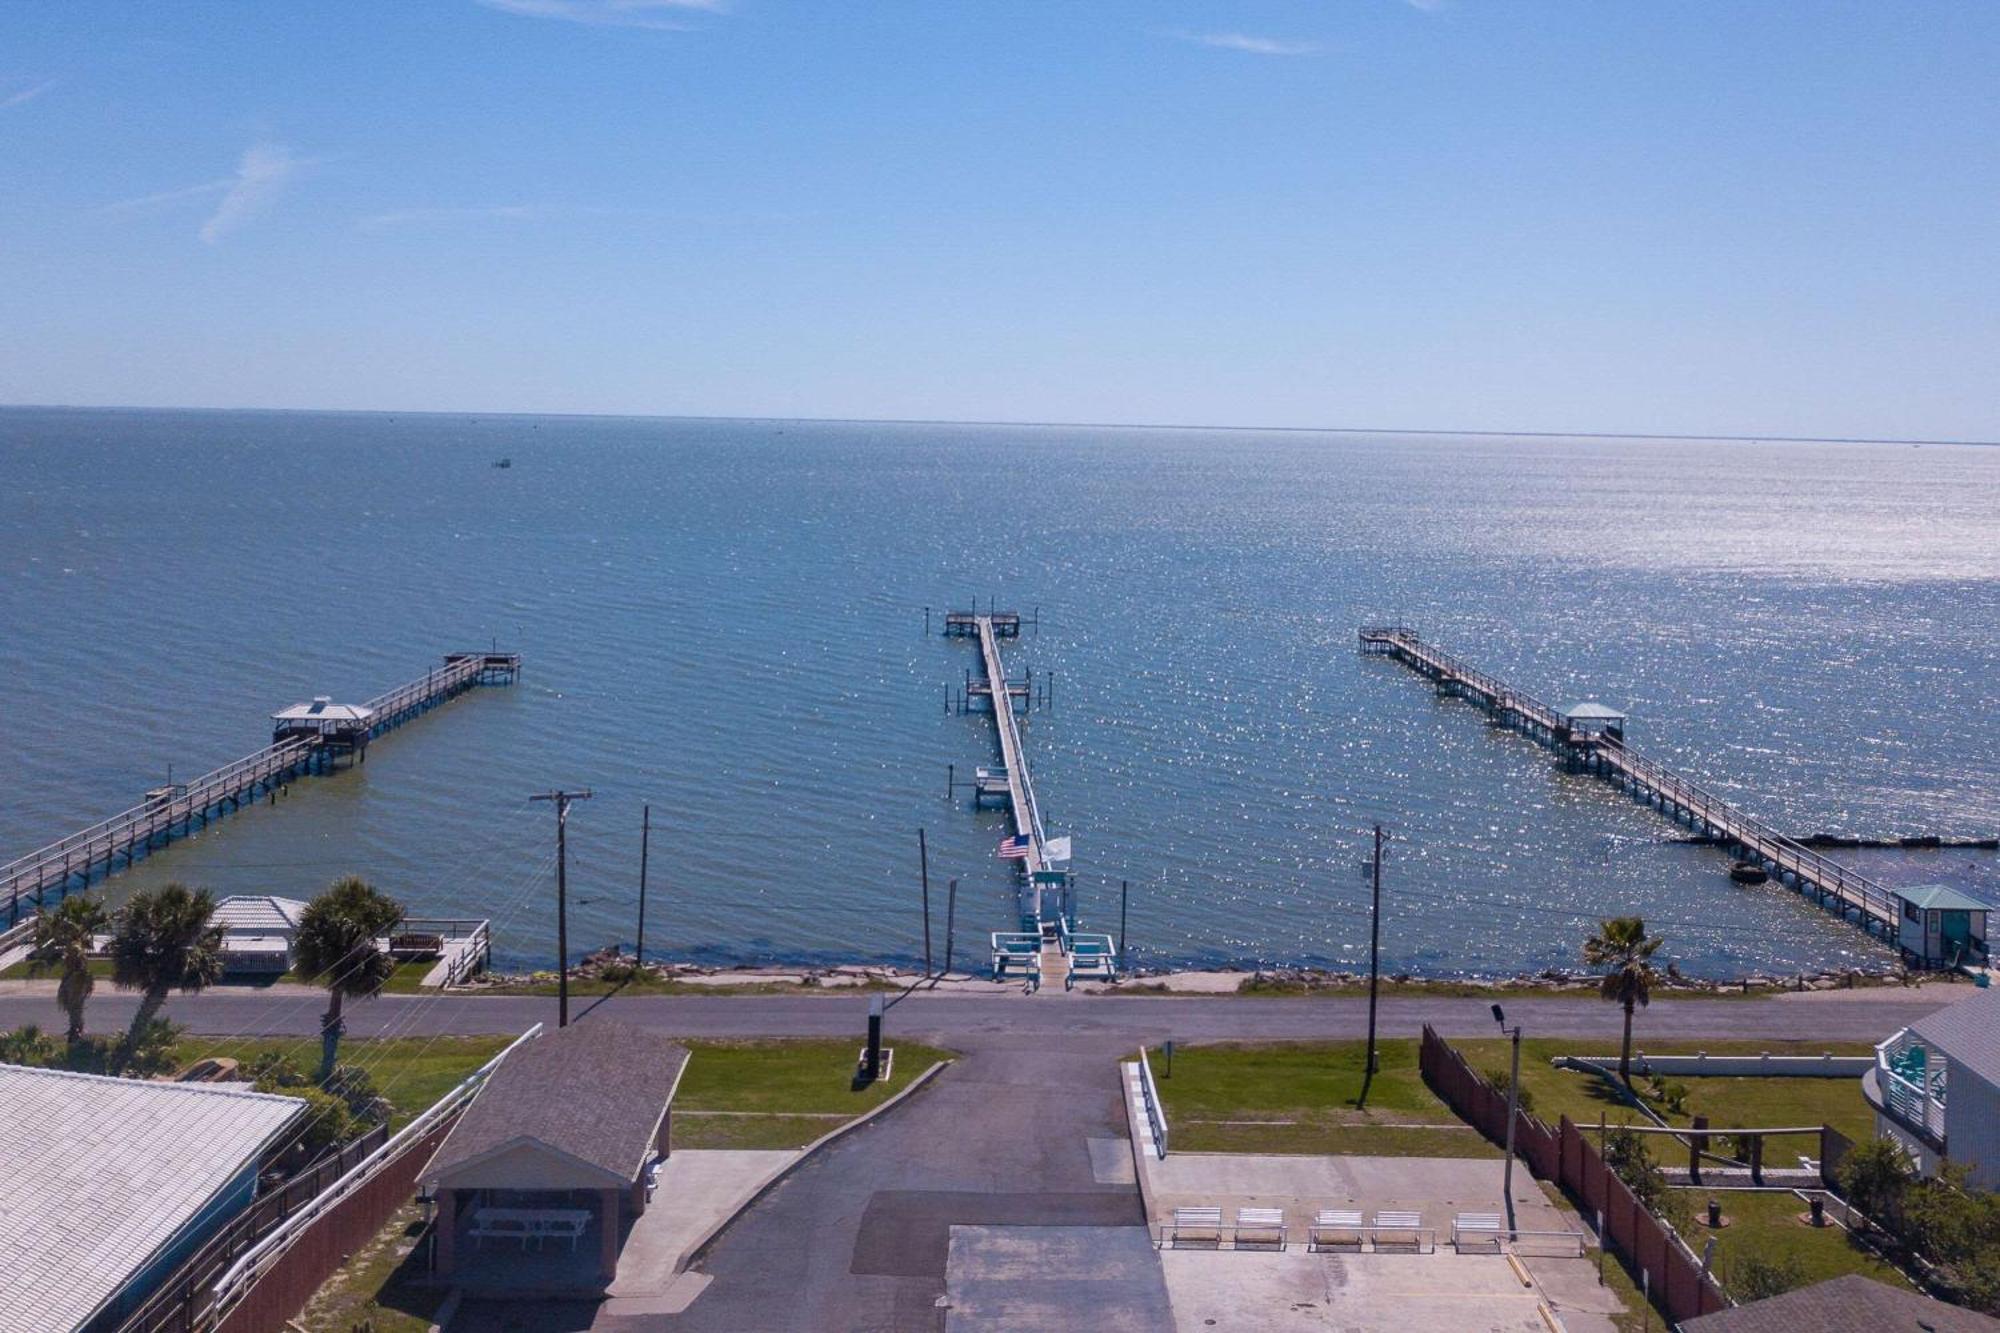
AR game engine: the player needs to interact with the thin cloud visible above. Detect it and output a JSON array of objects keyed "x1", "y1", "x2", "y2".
[
  {"x1": 359, "y1": 205, "x2": 541, "y2": 230},
  {"x1": 1, "y1": 78, "x2": 58, "y2": 109},
  {"x1": 474, "y1": 0, "x2": 725, "y2": 29},
  {"x1": 105, "y1": 143, "x2": 308, "y2": 244},
  {"x1": 199, "y1": 143, "x2": 303, "y2": 244},
  {"x1": 1168, "y1": 30, "x2": 1320, "y2": 57}
]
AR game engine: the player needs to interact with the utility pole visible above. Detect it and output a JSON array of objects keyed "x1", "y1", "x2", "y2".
[
  {"x1": 1367, "y1": 824, "x2": 1385, "y2": 1078},
  {"x1": 636, "y1": 803, "x2": 651, "y2": 969},
  {"x1": 530, "y1": 788, "x2": 592, "y2": 1028},
  {"x1": 918, "y1": 828, "x2": 932, "y2": 979},
  {"x1": 1119, "y1": 879, "x2": 1130, "y2": 978},
  {"x1": 943, "y1": 878, "x2": 957, "y2": 977},
  {"x1": 1493, "y1": 1003, "x2": 1523, "y2": 1239}
]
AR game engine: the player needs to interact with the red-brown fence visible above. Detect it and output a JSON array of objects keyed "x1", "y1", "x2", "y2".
[
  {"x1": 1420, "y1": 1025, "x2": 1729, "y2": 1325},
  {"x1": 212, "y1": 1115, "x2": 456, "y2": 1333},
  {"x1": 116, "y1": 1124, "x2": 392, "y2": 1333}
]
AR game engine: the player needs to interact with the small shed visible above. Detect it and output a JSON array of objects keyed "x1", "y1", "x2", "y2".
[
  {"x1": 1556, "y1": 700, "x2": 1627, "y2": 743},
  {"x1": 212, "y1": 894, "x2": 310, "y2": 975},
  {"x1": 1893, "y1": 883, "x2": 1990, "y2": 970},
  {"x1": 422, "y1": 1021, "x2": 689, "y2": 1292}
]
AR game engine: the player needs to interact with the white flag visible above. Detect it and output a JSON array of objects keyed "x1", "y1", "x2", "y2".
[{"x1": 1044, "y1": 836, "x2": 1073, "y2": 863}]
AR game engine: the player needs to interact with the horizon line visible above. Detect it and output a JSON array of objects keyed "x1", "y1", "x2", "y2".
[{"x1": 2, "y1": 399, "x2": 1994, "y2": 449}]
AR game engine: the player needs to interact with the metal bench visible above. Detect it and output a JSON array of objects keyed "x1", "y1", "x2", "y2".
[
  {"x1": 1309, "y1": 1209, "x2": 1365, "y2": 1252},
  {"x1": 1452, "y1": 1212, "x2": 1506, "y2": 1252},
  {"x1": 1234, "y1": 1207, "x2": 1287, "y2": 1250},
  {"x1": 1164, "y1": 1206, "x2": 1224, "y2": 1248},
  {"x1": 1371, "y1": 1210, "x2": 1434, "y2": 1253}
]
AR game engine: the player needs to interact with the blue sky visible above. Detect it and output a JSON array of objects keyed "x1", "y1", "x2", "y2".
[{"x1": 2, "y1": 1, "x2": 1995, "y2": 438}]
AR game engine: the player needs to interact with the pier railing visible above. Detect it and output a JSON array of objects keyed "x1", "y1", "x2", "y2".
[
  {"x1": 1361, "y1": 625, "x2": 1900, "y2": 932},
  {"x1": 2, "y1": 738, "x2": 317, "y2": 915}
]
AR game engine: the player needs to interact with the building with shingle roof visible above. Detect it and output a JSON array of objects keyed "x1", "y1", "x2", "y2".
[
  {"x1": 0, "y1": 1063, "x2": 304, "y2": 1332},
  {"x1": 1680, "y1": 1273, "x2": 1999, "y2": 1332},
  {"x1": 421, "y1": 1020, "x2": 689, "y2": 1291}
]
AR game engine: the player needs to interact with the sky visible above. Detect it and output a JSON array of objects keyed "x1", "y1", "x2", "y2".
[{"x1": 1, "y1": 1, "x2": 1996, "y2": 439}]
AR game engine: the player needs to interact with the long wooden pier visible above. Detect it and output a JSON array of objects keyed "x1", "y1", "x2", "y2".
[
  {"x1": 2, "y1": 651, "x2": 520, "y2": 925},
  {"x1": 946, "y1": 609, "x2": 1114, "y2": 988},
  {"x1": 1359, "y1": 626, "x2": 1902, "y2": 936}
]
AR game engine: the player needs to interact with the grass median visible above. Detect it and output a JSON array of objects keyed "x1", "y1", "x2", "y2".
[{"x1": 1145, "y1": 1038, "x2": 1496, "y2": 1157}]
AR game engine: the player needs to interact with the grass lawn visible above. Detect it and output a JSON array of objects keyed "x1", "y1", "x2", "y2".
[
  {"x1": 167, "y1": 1035, "x2": 513, "y2": 1130},
  {"x1": 295, "y1": 1200, "x2": 442, "y2": 1333},
  {"x1": 1, "y1": 956, "x2": 115, "y2": 980},
  {"x1": 1145, "y1": 1039, "x2": 1497, "y2": 1158},
  {"x1": 1450, "y1": 1037, "x2": 1878, "y2": 1143},
  {"x1": 1693, "y1": 1189, "x2": 1911, "y2": 1298},
  {"x1": 673, "y1": 1038, "x2": 956, "y2": 1149}
]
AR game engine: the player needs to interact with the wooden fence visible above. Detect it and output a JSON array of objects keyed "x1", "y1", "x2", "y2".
[
  {"x1": 116, "y1": 1123, "x2": 391, "y2": 1333},
  {"x1": 1419, "y1": 1025, "x2": 1730, "y2": 1325}
]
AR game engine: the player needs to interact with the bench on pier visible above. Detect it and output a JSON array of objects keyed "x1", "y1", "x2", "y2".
[
  {"x1": 1371, "y1": 1211, "x2": 1433, "y2": 1252},
  {"x1": 1068, "y1": 933, "x2": 1117, "y2": 982},
  {"x1": 1309, "y1": 1210, "x2": 1365, "y2": 1251},
  {"x1": 468, "y1": 1206, "x2": 590, "y2": 1252},
  {"x1": 1164, "y1": 1206, "x2": 1224, "y2": 1248},
  {"x1": 990, "y1": 932, "x2": 1042, "y2": 983},
  {"x1": 1234, "y1": 1207, "x2": 1287, "y2": 1250}
]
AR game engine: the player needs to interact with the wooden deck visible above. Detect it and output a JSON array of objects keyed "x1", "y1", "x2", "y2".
[
  {"x1": 974, "y1": 615, "x2": 1049, "y2": 878},
  {"x1": 1359, "y1": 626, "x2": 1901, "y2": 933},
  {"x1": 3, "y1": 651, "x2": 520, "y2": 925}
]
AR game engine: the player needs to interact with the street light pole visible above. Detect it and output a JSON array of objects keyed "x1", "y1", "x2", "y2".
[
  {"x1": 530, "y1": 788, "x2": 593, "y2": 1028},
  {"x1": 1493, "y1": 1003, "x2": 1522, "y2": 1239}
]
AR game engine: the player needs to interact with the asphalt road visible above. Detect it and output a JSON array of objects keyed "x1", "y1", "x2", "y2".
[{"x1": 0, "y1": 985, "x2": 1957, "y2": 1046}]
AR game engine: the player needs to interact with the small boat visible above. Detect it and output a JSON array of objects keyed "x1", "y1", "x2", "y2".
[
  {"x1": 1729, "y1": 861, "x2": 1769, "y2": 885},
  {"x1": 493, "y1": 458, "x2": 512, "y2": 469}
]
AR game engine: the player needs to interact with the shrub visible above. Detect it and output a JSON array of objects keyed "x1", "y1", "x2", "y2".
[
  {"x1": 324, "y1": 1062, "x2": 393, "y2": 1124},
  {"x1": 1727, "y1": 1251, "x2": 1805, "y2": 1302},
  {"x1": 247, "y1": 1050, "x2": 311, "y2": 1089},
  {"x1": 0, "y1": 1024, "x2": 61, "y2": 1066},
  {"x1": 1483, "y1": 1067, "x2": 1536, "y2": 1116},
  {"x1": 1836, "y1": 1135, "x2": 1911, "y2": 1223}
]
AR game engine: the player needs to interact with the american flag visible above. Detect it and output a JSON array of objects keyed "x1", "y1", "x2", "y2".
[{"x1": 997, "y1": 834, "x2": 1032, "y2": 859}]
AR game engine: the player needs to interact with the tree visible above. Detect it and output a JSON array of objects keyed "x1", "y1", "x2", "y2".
[
  {"x1": 1836, "y1": 1134, "x2": 1912, "y2": 1225},
  {"x1": 31, "y1": 893, "x2": 108, "y2": 1046},
  {"x1": 292, "y1": 876, "x2": 402, "y2": 1083},
  {"x1": 110, "y1": 883, "x2": 223, "y2": 1058},
  {"x1": 1583, "y1": 916, "x2": 1663, "y2": 1083}
]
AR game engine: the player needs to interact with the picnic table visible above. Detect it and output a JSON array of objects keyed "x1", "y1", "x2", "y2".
[{"x1": 468, "y1": 1206, "x2": 592, "y2": 1251}]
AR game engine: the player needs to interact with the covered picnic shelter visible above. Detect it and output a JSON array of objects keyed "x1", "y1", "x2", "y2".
[{"x1": 422, "y1": 1020, "x2": 689, "y2": 1293}]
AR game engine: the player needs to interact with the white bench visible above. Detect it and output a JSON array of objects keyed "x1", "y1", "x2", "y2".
[
  {"x1": 1310, "y1": 1209, "x2": 1365, "y2": 1252},
  {"x1": 1234, "y1": 1207, "x2": 1287, "y2": 1250},
  {"x1": 1452, "y1": 1212, "x2": 1506, "y2": 1252},
  {"x1": 1164, "y1": 1206, "x2": 1224, "y2": 1248},
  {"x1": 1371, "y1": 1210, "x2": 1433, "y2": 1253}
]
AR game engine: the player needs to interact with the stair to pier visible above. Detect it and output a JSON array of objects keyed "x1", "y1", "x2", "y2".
[{"x1": 1040, "y1": 941, "x2": 1070, "y2": 992}]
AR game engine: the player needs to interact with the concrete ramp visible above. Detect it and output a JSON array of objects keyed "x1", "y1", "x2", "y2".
[{"x1": 944, "y1": 1225, "x2": 1169, "y2": 1331}]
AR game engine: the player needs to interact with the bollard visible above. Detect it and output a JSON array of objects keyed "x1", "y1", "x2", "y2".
[
  {"x1": 1707, "y1": 1198, "x2": 1721, "y2": 1228},
  {"x1": 1810, "y1": 1194, "x2": 1826, "y2": 1227}
]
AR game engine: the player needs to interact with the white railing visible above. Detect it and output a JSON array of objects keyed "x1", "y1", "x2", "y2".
[
  {"x1": 1875, "y1": 1031, "x2": 1947, "y2": 1142},
  {"x1": 207, "y1": 1023, "x2": 542, "y2": 1316},
  {"x1": 1136, "y1": 1045, "x2": 1169, "y2": 1158}
]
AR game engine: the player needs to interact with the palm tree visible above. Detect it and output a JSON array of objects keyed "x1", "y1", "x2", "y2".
[
  {"x1": 31, "y1": 894, "x2": 109, "y2": 1046},
  {"x1": 110, "y1": 883, "x2": 223, "y2": 1057},
  {"x1": 292, "y1": 876, "x2": 403, "y2": 1083},
  {"x1": 1583, "y1": 915, "x2": 1664, "y2": 1084}
]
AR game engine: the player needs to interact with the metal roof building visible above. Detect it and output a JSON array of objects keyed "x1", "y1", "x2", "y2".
[
  {"x1": 0, "y1": 1064, "x2": 305, "y2": 1332},
  {"x1": 1681, "y1": 1273, "x2": 1999, "y2": 1332}
]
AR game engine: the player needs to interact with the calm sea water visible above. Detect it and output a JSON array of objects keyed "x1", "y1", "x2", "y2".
[{"x1": 2, "y1": 408, "x2": 1995, "y2": 978}]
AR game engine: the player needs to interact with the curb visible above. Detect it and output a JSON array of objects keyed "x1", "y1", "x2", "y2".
[
  {"x1": 1120, "y1": 1059, "x2": 1160, "y2": 1238},
  {"x1": 427, "y1": 1287, "x2": 463, "y2": 1332},
  {"x1": 673, "y1": 1058, "x2": 952, "y2": 1274}
]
